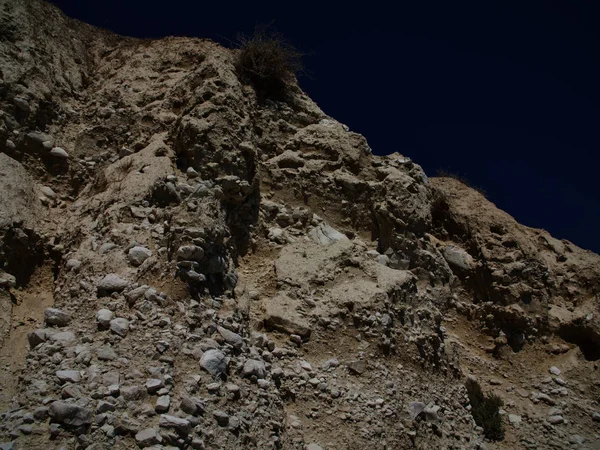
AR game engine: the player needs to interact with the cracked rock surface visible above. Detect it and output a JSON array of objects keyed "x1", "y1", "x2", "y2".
[{"x1": 1, "y1": 1, "x2": 600, "y2": 449}]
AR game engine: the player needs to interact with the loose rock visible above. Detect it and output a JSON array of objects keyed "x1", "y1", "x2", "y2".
[
  {"x1": 44, "y1": 308, "x2": 71, "y2": 327},
  {"x1": 128, "y1": 246, "x2": 152, "y2": 266},
  {"x1": 97, "y1": 274, "x2": 129, "y2": 294},
  {"x1": 200, "y1": 349, "x2": 228, "y2": 377},
  {"x1": 48, "y1": 401, "x2": 91, "y2": 427},
  {"x1": 109, "y1": 318, "x2": 129, "y2": 337}
]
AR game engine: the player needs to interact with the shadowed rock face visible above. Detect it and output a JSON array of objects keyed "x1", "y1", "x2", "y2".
[
  {"x1": 0, "y1": 153, "x2": 45, "y2": 285},
  {"x1": 0, "y1": 1, "x2": 599, "y2": 449},
  {"x1": 430, "y1": 177, "x2": 600, "y2": 358}
]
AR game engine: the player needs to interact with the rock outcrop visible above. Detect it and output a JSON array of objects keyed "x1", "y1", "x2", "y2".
[{"x1": 0, "y1": 1, "x2": 599, "y2": 449}]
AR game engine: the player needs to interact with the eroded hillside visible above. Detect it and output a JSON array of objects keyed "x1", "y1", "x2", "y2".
[{"x1": 0, "y1": 1, "x2": 599, "y2": 449}]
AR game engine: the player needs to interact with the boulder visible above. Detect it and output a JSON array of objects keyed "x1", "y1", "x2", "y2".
[
  {"x1": 200, "y1": 349, "x2": 227, "y2": 377},
  {"x1": 44, "y1": 308, "x2": 71, "y2": 327},
  {"x1": 309, "y1": 223, "x2": 347, "y2": 246},
  {"x1": 0, "y1": 154, "x2": 41, "y2": 231},
  {"x1": 49, "y1": 147, "x2": 69, "y2": 159},
  {"x1": 176, "y1": 245, "x2": 204, "y2": 262},
  {"x1": 146, "y1": 378, "x2": 164, "y2": 394},
  {"x1": 0, "y1": 272, "x2": 16, "y2": 289},
  {"x1": 95, "y1": 309, "x2": 113, "y2": 329},
  {"x1": 109, "y1": 318, "x2": 129, "y2": 337},
  {"x1": 48, "y1": 401, "x2": 91, "y2": 427},
  {"x1": 217, "y1": 326, "x2": 243, "y2": 348},
  {"x1": 242, "y1": 359, "x2": 267, "y2": 379},
  {"x1": 97, "y1": 274, "x2": 129, "y2": 294},
  {"x1": 158, "y1": 414, "x2": 190, "y2": 434},
  {"x1": 409, "y1": 402, "x2": 426, "y2": 419},
  {"x1": 263, "y1": 293, "x2": 311, "y2": 339},
  {"x1": 27, "y1": 329, "x2": 48, "y2": 348},
  {"x1": 48, "y1": 331, "x2": 76, "y2": 346},
  {"x1": 155, "y1": 395, "x2": 170, "y2": 413},
  {"x1": 135, "y1": 428, "x2": 162, "y2": 447},
  {"x1": 347, "y1": 360, "x2": 366, "y2": 375},
  {"x1": 56, "y1": 370, "x2": 81, "y2": 383},
  {"x1": 442, "y1": 245, "x2": 475, "y2": 271},
  {"x1": 128, "y1": 246, "x2": 152, "y2": 266}
]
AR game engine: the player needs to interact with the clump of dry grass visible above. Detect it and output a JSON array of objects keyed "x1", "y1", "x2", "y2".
[{"x1": 234, "y1": 25, "x2": 304, "y2": 100}]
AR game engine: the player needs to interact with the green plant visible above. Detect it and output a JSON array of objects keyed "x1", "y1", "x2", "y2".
[
  {"x1": 466, "y1": 378, "x2": 505, "y2": 441},
  {"x1": 234, "y1": 24, "x2": 304, "y2": 100}
]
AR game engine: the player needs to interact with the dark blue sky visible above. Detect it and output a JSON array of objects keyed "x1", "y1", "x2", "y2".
[{"x1": 50, "y1": 0, "x2": 600, "y2": 253}]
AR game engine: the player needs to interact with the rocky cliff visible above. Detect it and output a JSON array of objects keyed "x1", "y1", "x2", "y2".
[{"x1": 0, "y1": 1, "x2": 599, "y2": 449}]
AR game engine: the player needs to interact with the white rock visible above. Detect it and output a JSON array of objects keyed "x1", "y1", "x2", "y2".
[
  {"x1": 97, "y1": 274, "x2": 129, "y2": 293},
  {"x1": 242, "y1": 359, "x2": 266, "y2": 379},
  {"x1": 44, "y1": 308, "x2": 71, "y2": 327},
  {"x1": 200, "y1": 349, "x2": 228, "y2": 377},
  {"x1": 217, "y1": 326, "x2": 243, "y2": 348},
  {"x1": 508, "y1": 414, "x2": 522, "y2": 425},
  {"x1": 366, "y1": 250, "x2": 381, "y2": 259},
  {"x1": 0, "y1": 271, "x2": 16, "y2": 289},
  {"x1": 155, "y1": 395, "x2": 170, "y2": 413},
  {"x1": 158, "y1": 414, "x2": 190, "y2": 434},
  {"x1": 128, "y1": 246, "x2": 152, "y2": 266},
  {"x1": 50, "y1": 147, "x2": 69, "y2": 159},
  {"x1": 442, "y1": 245, "x2": 475, "y2": 271},
  {"x1": 268, "y1": 227, "x2": 288, "y2": 244},
  {"x1": 309, "y1": 223, "x2": 347, "y2": 245},
  {"x1": 554, "y1": 377, "x2": 567, "y2": 386},
  {"x1": 96, "y1": 309, "x2": 114, "y2": 329},
  {"x1": 65, "y1": 259, "x2": 82, "y2": 272},
  {"x1": 547, "y1": 415, "x2": 565, "y2": 425},
  {"x1": 48, "y1": 401, "x2": 91, "y2": 426},
  {"x1": 146, "y1": 378, "x2": 164, "y2": 394},
  {"x1": 376, "y1": 254, "x2": 390, "y2": 266},
  {"x1": 135, "y1": 428, "x2": 162, "y2": 446},
  {"x1": 176, "y1": 245, "x2": 204, "y2": 262},
  {"x1": 56, "y1": 370, "x2": 81, "y2": 383},
  {"x1": 109, "y1": 318, "x2": 129, "y2": 337},
  {"x1": 49, "y1": 331, "x2": 76, "y2": 346},
  {"x1": 307, "y1": 444, "x2": 324, "y2": 450},
  {"x1": 40, "y1": 186, "x2": 57, "y2": 199}
]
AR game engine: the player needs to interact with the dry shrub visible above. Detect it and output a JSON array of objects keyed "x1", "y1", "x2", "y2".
[
  {"x1": 235, "y1": 25, "x2": 303, "y2": 100},
  {"x1": 466, "y1": 378, "x2": 505, "y2": 441}
]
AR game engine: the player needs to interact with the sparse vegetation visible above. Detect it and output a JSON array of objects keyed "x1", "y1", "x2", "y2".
[
  {"x1": 436, "y1": 169, "x2": 487, "y2": 197},
  {"x1": 234, "y1": 24, "x2": 304, "y2": 100},
  {"x1": 466, "y1": 378, "x2": 505, "y2": 441}
]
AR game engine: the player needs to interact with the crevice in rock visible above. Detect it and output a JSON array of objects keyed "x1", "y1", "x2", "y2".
[
  {"x1": 0, "y1": 225, "x2": 45, "y2": 287},
  {"x1": 558, "y1": 324, "x2": 600, "y2": 361}
]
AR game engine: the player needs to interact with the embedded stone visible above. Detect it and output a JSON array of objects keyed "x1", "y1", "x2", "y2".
[
  {"x1": 48, "y1": 401, "x2": 91, "y2": 427},
  {"x1": 96, "y1": 309, "x2": 113, "y2": 329},
  {"x1": 128, "y1": 246, "x2": 152, "y2": 266},
  {"x1": 97, "y1": 274, "x2": 129, "y2": 294},
  {"x1": 158, "y1": 414, "x2": 190, "y2": 434},
  {"x1": 50, "y1": 147, "x2": 69, "y2": 159},
  {"x1": 135, "y1": 428, "x2": 162, "y2": 447},
  {"x1": 242, "y1": 359, "x2": 266, "y2": 379},
  {"x1": 200, "y1": 349, "x2": 227, "y2": 377},
  {"x1": 109, "y1": 318, "x2": 129, "y2": 337},
  {"x1": 56, "y1": 370, "x2": 81, "y2": 383},
  {"x1": 44, "y1": 308, "x2": 71, "y2": 327}
]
